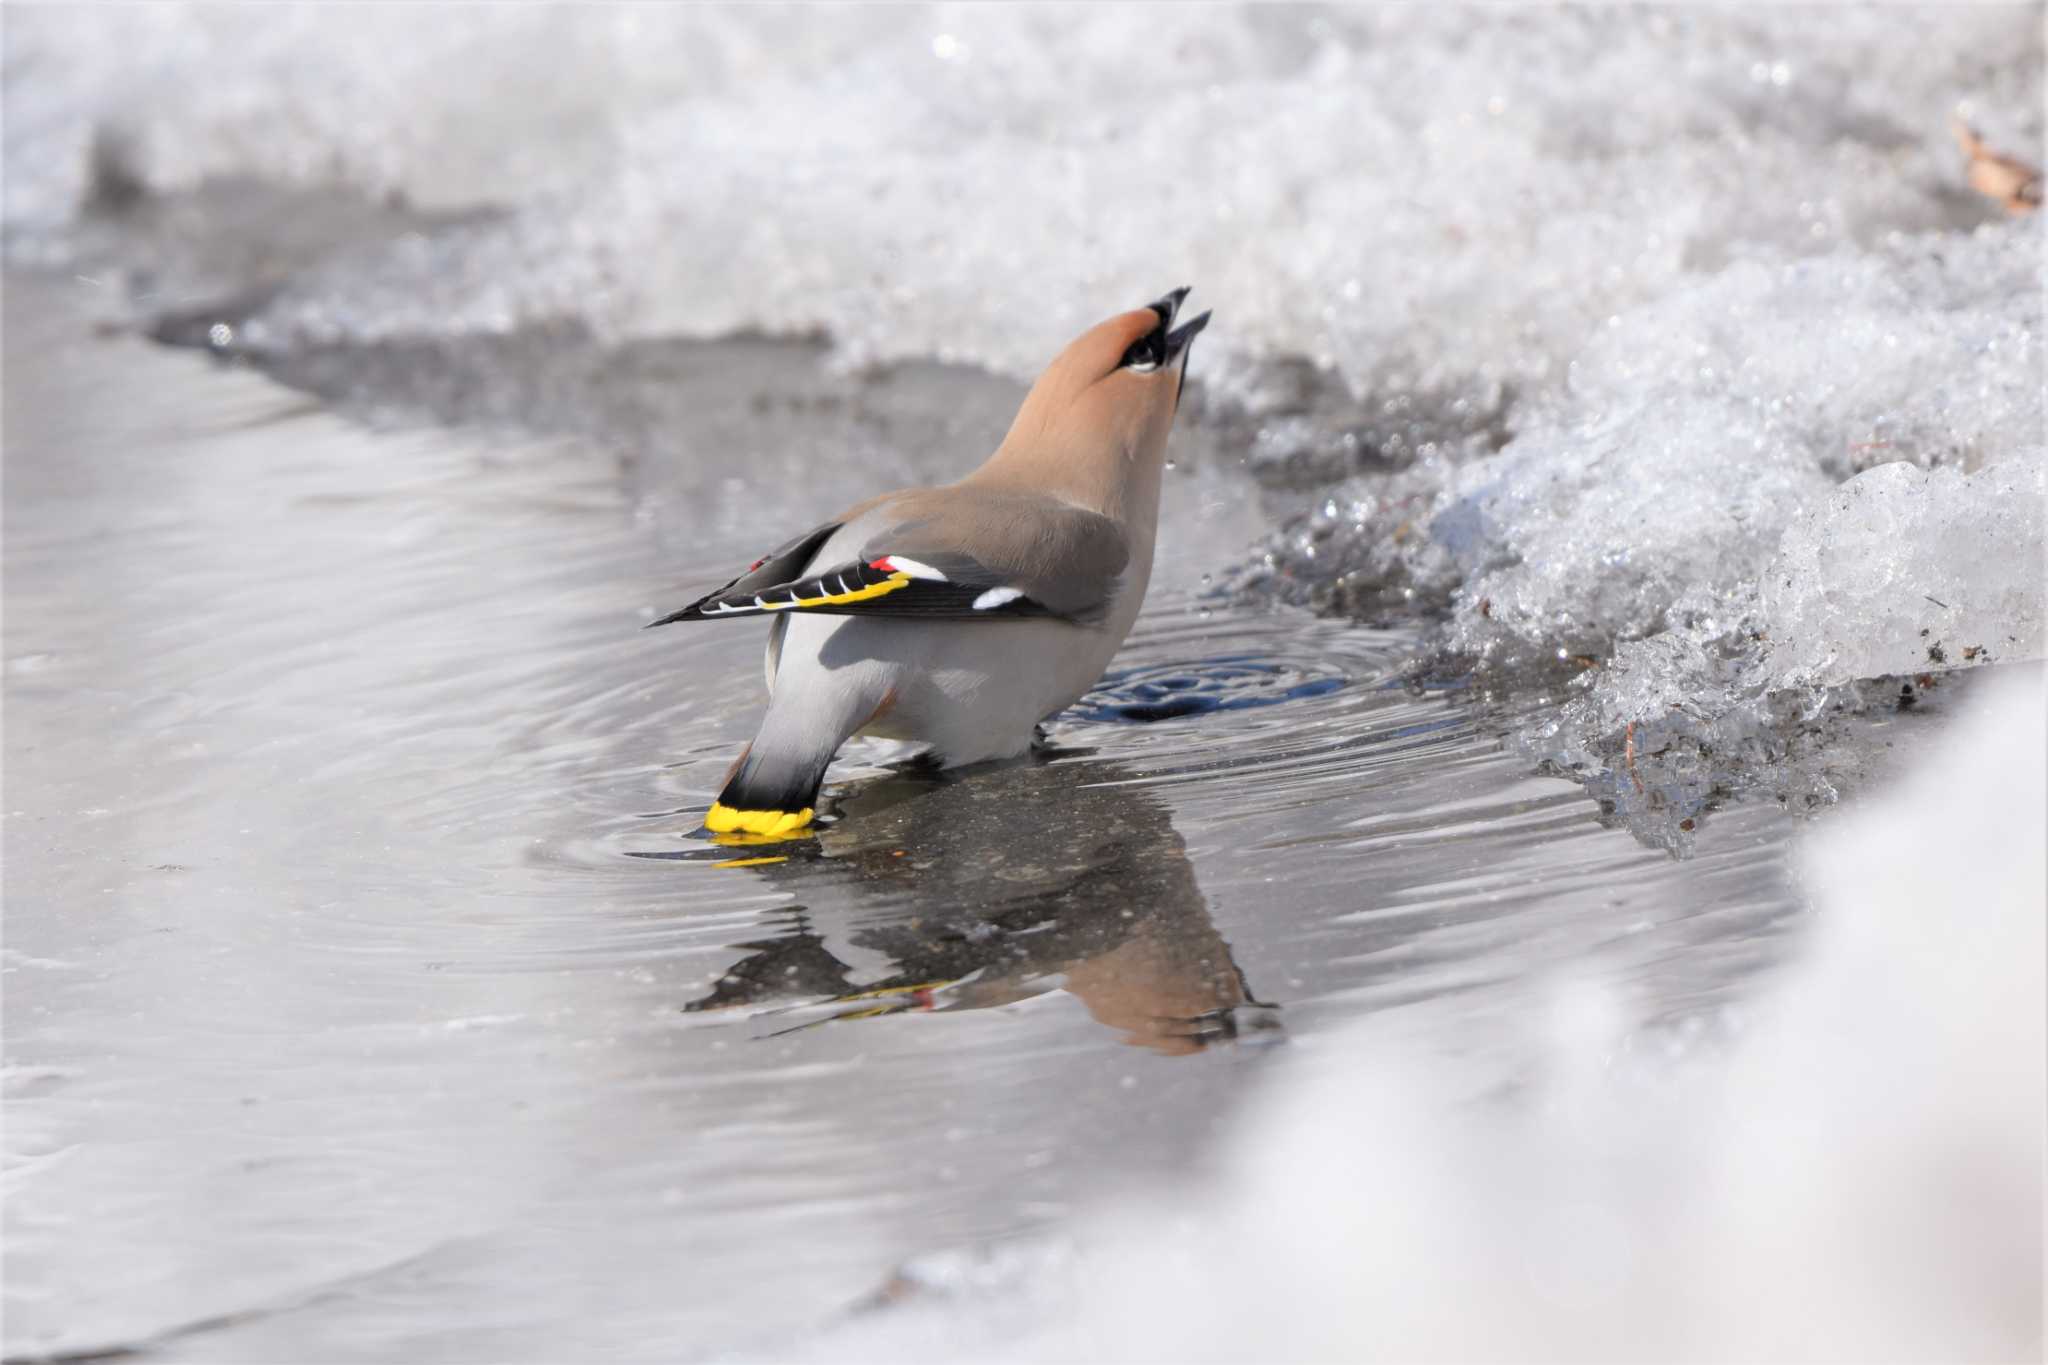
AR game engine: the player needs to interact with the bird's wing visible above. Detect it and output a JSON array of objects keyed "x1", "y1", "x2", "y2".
[
  {"x1": 646, "y1": 519, "x2": 846, "y2": 626},
  {"x1": 648, "y1": 489, "x2": 1129, "y2": 626}
]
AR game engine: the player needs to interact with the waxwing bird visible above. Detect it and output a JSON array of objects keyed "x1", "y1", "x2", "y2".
[{"x1": 649, "y1": 289, "x2": 1211, "y2": 838}]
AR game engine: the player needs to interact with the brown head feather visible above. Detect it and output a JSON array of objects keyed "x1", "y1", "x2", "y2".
[{"x1": 969, "y1": 300, "x2": 1200, "y2": 528}]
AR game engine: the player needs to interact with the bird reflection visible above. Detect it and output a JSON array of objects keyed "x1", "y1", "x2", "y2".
[{"x1": 652, "y1": 756, "x2": 1278, "y2": 1055}]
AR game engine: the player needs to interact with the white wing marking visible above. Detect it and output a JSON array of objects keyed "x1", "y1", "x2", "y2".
[
  {"x1": 877, "y1": 556, "x2": 948, "y2": 581},
  {"x1": 972, "y1": 586, "x2": 1026, "y2": 611}
]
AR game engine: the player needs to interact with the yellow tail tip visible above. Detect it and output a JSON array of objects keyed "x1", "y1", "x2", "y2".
[{"x1": 705, "y1": 802, "x2": 814, "y2": 837}]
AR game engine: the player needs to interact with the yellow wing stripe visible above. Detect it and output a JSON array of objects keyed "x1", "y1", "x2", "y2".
[
  {"x1": 835, "y1": 980, "x2": 956, "y2": 1003},
  {"x1": 759, "y1": 570, "x2": 911, "y2": 611},
  {"x1": 705, "y1": 803, "x2": 815, "y2": 837}
]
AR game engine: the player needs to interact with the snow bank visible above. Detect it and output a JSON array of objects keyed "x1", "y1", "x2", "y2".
[
  {"x1": 1242, "y1": 213, "x2": 2042, "y2": 845},
  {"x1": 7, "y1": 6, "x2": 2038, "y2": 385},
  {"x1": 1263, "y1": 224, "x2": 2040, "y2": 644}
]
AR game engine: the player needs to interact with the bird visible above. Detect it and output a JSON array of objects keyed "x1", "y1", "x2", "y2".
[{"x1": 647, "y1": 288, "x2": 1211, "y2": 839}]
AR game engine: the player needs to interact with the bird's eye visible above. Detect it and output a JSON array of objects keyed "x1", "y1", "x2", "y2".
[{"x1": 1119, "y1": 325, "x2": 1166, "y2": 372}]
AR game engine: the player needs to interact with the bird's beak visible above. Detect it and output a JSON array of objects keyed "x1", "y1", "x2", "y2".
[
  {"x1": 1163, "y1": 306, "x2": 1210, "y2": 408},
  {"x1": 1163, "y1": 309, "x2": 1210, "y2": 364},
  {"x1": 1148, "y1": 286, "x2": 1192, "y2": 330}
]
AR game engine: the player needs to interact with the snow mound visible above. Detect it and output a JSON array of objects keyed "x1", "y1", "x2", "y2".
[
  {"x1": 7, "y1": 6, "x2": 2039, "y2": 396},
  {"x1": 1244, "y1": 219, "x2": 2042, "y2": 847}
]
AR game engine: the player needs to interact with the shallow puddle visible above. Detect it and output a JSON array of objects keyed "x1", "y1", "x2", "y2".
[{"x1": 5, "y1": 273, "x2": 1831, "y2": 1362}]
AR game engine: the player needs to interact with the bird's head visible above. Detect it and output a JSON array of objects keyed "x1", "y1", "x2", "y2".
[{"x1": 993, "y1": 288, "x2": 1210, "y2": 486}]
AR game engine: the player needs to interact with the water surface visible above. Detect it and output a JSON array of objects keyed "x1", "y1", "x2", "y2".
[{"x1": 4, "y1": 273, "x2": 1841, "y2": 1362}]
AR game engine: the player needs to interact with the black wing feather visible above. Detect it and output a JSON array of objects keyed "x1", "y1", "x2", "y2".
[
  {"x1": 649, "y1": 555, "x2": 1054, "y2": 625},
  {"x1": 646, "y1": 521, "x2": 843, "y2": 628}
]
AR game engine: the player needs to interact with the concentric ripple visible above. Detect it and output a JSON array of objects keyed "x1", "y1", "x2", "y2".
[{"x1": 1070, "y1": 652, "x2": 1348, "y2": 723}]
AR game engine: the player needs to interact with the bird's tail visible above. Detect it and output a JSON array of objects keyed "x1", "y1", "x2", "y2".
[
  {"x1": 708, "y1": 741, "x2": 831, "y2": 839},
  {"x1": 707, "y1": 680, "x2": 886, "y2": 838}
]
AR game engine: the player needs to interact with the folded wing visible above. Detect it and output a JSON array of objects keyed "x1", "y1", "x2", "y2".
[{"x1": 649, "y1": 489, "x2": 1128, "y2": 627}]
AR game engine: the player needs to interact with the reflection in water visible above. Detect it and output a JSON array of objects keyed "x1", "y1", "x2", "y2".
[{"x1": 644, "y1": 758, "x2": 1278, "y2": 1055}]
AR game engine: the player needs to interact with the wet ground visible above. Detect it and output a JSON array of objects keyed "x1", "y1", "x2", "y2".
[{"x1": 2, "y1": 271, "x2": 1955, "y2": 1362}]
